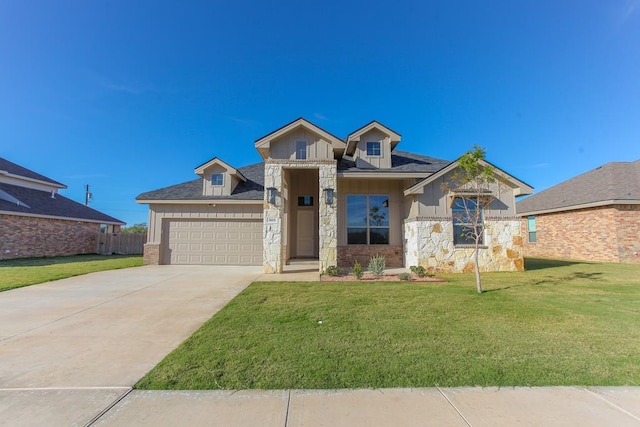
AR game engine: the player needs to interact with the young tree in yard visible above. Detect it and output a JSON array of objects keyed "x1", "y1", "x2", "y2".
[{"x1": 443, "y1": 146, "x2": 499, "y2": 294}]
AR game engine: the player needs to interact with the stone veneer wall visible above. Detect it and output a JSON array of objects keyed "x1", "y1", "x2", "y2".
[
  {"x1": 0, "y1": 214, "x2": 100, "y2": 259},
  {"x1": 263, "y1": 160, "x2": 337, "y2": 273},
  {"x1": 522, "y1": 205, "x2": 640, "y2": 263},
  {"x1": 143, "y1": 243, "x2": 161, "y2": 265},
  {"x1": 404, "y1": 217, "x2": 524, "y2": 273},
  {"x1": 337, "y1": 245, "x2": 404, "y2": 268}
]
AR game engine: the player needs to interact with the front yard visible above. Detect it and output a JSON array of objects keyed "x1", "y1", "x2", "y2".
[
  {"x1": 0, "y1": 254, "x2": 143, "y2": 291},
  {"x1": 137, "y1": 258, "x2": 640, "y2": 390}
]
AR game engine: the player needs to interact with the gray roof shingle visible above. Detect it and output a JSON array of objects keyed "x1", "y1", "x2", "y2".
[
  {"x1": 517, "y1": 159, "x2": 640, "y2": 215},
  {"x1": 0, "y1": 157, "x2": 65, "y2": 187},
  {"x1": 339, "y1": 150, "x2": 449, "y2": 173},
  {"x1": 0, "y1": 183, "x2": 124, "y2": 224},
  {"x1": 136, "y1": 162, "x2": 265, "y2": 200}
]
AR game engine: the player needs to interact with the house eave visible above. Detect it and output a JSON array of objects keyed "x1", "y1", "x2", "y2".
[
  {"x1": 518, "y1": 199, "x2": 640, "y2": 216},
  {"x1": 136, "y1": 198, "x2": 263, "y2": 205},
  {"x1": 0, "y1": 171, "x2": 67, "y2": 190},
  {"x1": 0, "y1": 210, "x2": 125, "y2": 225}
]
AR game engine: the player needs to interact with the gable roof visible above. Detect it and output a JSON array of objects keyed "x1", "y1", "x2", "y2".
[
  {"x1": 404, "y1": 157, "x2": 534, "y2": 196},
  {"x1": 136, "y1": 162, "x2": 265, "y2": 202},
  {"x1": 0, "y1": 157, "x2": 66, "y2": 189},
  {"x1": 517, "y1": 159, "x2": 640, "y2": 215},
  {"x1": 254, "y1": 117, "x2": 346, "y2": 159},
  {"x1": 345, "y1": 120, "x2": 402, "y2": 156},
  {"x1": 0, "y1": 183, "x2": 124, "y2": 224},
  {"x1": 194, "y1": 157, "x2": 247, "y2": 181}
]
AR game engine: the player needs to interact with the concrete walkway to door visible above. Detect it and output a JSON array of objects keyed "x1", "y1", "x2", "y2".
[{"x1": 0, "y1": 265, "x2": 263, "y2": 425}]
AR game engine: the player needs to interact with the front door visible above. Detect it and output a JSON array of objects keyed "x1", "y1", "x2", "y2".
[{"x1": 296, "y1": 210, "x2": 314, "y2": 257}]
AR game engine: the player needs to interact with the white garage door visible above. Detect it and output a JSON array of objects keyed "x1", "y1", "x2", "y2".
[{"x1": 166, "y1": 219, "x2": 263, "y2": 265}]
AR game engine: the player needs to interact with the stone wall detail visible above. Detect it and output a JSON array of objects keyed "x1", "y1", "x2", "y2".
[
  {"x1": 263, "y1": 162, "x2": 284, "y2": 273},
  {"x1": 522, "y1": 205, "x2": 640, "y2": 264},
  {"x1": 0, "y1": 214, "x2": 100, "y2": 259},
  {"x1": 404, "y1": 217, "x2": 524, "y2": 273},
  {"x1": 319, "y1": 163, "x2": 338, "y2": 272},
  {"x1": 143, "y1": 243, "x2": 161, "y2": 265}
]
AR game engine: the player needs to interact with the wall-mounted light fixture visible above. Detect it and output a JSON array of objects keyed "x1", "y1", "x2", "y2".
[
  {"x1": 267, "y1": 187, "x2": 277, "y2": 204},
  {"x1": 324, "y1": 188, "x2": 334, "y2": 205}
]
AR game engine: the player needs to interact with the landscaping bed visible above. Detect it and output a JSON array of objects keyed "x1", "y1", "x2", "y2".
[{"x1": 320, "y1": 271, "x2": 446, "y2": 282}]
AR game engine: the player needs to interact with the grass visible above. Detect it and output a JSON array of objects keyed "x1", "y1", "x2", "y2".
[
  {"x1": 0, "y1": 254, "x2": 143, "y2": 291},
  {"x1": 136, "y1": 257, "x2": 640, "y2": 390}
]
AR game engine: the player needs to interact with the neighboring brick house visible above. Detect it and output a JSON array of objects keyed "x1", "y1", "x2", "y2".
[
  {"x1": 517, "y1": 159, "x2": 640, "y2": 264},
  {"x1": 0, "y1": 158, "x2": 125, "y2": 259},
  {"x1": 137, "y1": 118, "x2": 533, "y2": 273}
]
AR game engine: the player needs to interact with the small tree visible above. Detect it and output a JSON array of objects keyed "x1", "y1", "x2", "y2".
[
  {"x1": 442, "y1": 146, "x2": 500, "y2": 293},
  {"x1": 121, "y1": 222, "x2": 148, "y2": 234}
]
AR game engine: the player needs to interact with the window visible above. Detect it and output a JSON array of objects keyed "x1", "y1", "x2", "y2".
[
  {"x1": 452, "y1": 197, "x2": 484, "y2": 245},
  {"x1": 298, "y1": 196, "x2": 313, "y2": 206},
  {"x1": 366, "y1": 141, "x2": 381, "y2": 156},
  {"x1": 347, "y1": 195, "x2": 389, "y2": 244},
  {"x1": 296, "y1": 140, "x2": 307, "y2": 160},
  {"x1": 527, "y1": 216, "x2": 537, "y2": 243},
  {"x1": 211, "y1": 173, "x2": 224, "y2": 186}
]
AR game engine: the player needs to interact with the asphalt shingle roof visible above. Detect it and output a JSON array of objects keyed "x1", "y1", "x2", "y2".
[
  {"x1": 136, "y1": 162, "x2": 265, "y2": 200},
  {"x1": 338, "y1": 150, "x2": 450, "y2": 173},
  {"x1": 517, "y1": 159, "x2": 640, "y2": 215},
  {"x1": 0, "y1": 183, "x2": 124, "y2": 224},
  {"x1": 0, "y1": 157, "x2": 65, "y2": 187}
]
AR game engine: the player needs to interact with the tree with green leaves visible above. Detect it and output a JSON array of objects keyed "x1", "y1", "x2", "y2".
[
  {"x1": 120, "y1": 222, "x2": 148, "y2": 234},
  {"x1": 442, "y1": 146, "x2": 500, "y2": 293}
]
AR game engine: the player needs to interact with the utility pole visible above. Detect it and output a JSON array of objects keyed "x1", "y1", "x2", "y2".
[{"x1": 85, "y1": 184, "x2": 93, "y2": 206}]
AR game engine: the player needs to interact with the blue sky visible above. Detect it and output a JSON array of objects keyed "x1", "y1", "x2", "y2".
[{"x1": 1, "y1": 0, "x2": 639, "y2": 226}]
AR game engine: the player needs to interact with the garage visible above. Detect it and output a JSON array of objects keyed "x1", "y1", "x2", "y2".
[{"x1": 164, "y1": 219, "x2": 263, "y2": 265}]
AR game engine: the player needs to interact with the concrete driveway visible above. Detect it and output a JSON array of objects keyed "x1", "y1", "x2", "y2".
[{"x1": 0, "y1": 265, "x2": 262, "y2": 425}]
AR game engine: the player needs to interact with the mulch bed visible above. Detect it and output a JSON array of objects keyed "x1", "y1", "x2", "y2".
[{"x1": 320, "y1": 272, "x2": 447, "y2": 282}]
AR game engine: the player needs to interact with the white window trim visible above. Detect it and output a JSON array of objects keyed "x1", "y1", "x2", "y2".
[
  {"x1": 296, "y1": 140, "x2": 307, "y2": 160},
  {"x1": 366, "y1": 141, "x2": 382, "y2": 157},
  {"x1": 211, "y1": 173, "x2": 224, "y2": 186}
]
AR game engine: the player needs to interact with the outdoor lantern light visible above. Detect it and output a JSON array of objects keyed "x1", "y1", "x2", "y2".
[
  {"x1": 324, "y1": 188, "x2": 334, "y2": 205},
  {"x1": 267, "y1": 187, "x2": 277, "y2": 204}
]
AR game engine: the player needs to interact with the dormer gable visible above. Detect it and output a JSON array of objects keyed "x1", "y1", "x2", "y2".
[
  {"x1": 254, "y1": 117, "x2": 346, "y2": 160},
  {"x1": 346, "y1": 121, "x2": 401, "y2": 169},
  {"x1": 194, "y1": 157, "x2": 247, "y2": 196}
]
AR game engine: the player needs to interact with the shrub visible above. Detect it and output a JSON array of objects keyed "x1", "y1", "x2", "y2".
[
  {"x1": 368, "y1": 255, "x2": 386, "y2": 278},
  {"x1": 399, "y1": 272, "x2": 412, "y2": 281},
  {"x1": 410, "y1": 265, "x2": 427, "y2": 278},
  {"x1": 324, "y1": 265, "x2": 341, "y2": 277},
  {"x1": 351, "y1": 260, "x2": 364, "y2": 280}
]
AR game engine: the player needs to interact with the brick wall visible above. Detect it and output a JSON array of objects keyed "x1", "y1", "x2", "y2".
[
  {"x1": 0, "y1": 214, "x2": 100, "y2": 259},
  {"x1": 522, "y1": 205, "x2": 640, "y2": 263},
  {"x1": 337, "y1": 245, "x2": 403, "y2": 268}
]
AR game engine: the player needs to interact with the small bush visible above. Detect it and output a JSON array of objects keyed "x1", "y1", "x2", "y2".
[
  {"x1": 324, "y1": 265, "x2": 341, "y2": 277},
  {"x1": 351, "y1": 260, "x2": 364, "y2": 280},
  {"x1": 399, "y1": 272, "x2": 412, "y2": 281},
  {"x1": 410, "y1": 265, "x2": 427, "y2": 278},
  {"x1": 368, "y1": 255, "x2": 386, "y2": 278}
]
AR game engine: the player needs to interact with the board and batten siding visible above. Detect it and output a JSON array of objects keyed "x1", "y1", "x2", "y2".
[
  {"x1": 411, "y1": 173, "x2": 517, "y2": 218},
  {"x1": 200, "y1": 164, "x2": 242, "y2": 196},
  {"x1": 336, "y1": 178, "x2": 405, "y2": 246},
  {"x1": 147, "y1": 203, "x2": 263, "y2": 244},
  {"x1": 269, "y1": 128, "x2": 334, "y2": 160},
  {"x1": 354, "y1": 129, "x2": 392, "y2": 169}
]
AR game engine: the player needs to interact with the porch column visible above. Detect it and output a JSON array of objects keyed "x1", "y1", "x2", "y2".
[
  {"x1": 263, "y1": 162, "x2": 283, "y2": 273},
  {"x1": 319, "y1": 163, "x2": 337, "y2": 272}
]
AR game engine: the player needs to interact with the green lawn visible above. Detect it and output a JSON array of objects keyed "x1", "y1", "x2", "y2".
[
  {"x1": 0, "y1": 254, "x2": 143, "y2": 291},
  {"x1": 137, "y1": 258, "x2": 640, "y2": 390}
]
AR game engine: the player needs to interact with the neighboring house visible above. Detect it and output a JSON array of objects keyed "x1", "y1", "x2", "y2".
[
  {"x1": 0, "y1": 157, "x2": 125, "y2": 259},
  {"x1": 517, "y1": 159, "x2": 640, "y2": 264},
  {"x1": 136, "y1": 118, "x2": 533, "y2": 273}
]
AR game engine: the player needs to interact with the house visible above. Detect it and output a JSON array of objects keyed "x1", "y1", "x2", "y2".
[
  {"x1": 136, "y1": 118, "x2": 533, "y2": 273},
  {"x1": 517, "y1": 159, "x2": 640, "y2": 264},
  {"x1": 0, "y1": 157, "x2": 125, "y2": 259}
]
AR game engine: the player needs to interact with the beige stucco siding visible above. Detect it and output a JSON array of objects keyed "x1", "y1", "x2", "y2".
[
  {"x1": 269, "y1": 128, "x2": 334, "y2": 160},
  {"x1": 354, "y1": 129, "x2": 392, "y2": 169},
  {"x1": 337, "y1": 178, "x2": 405, "y2": 246}
]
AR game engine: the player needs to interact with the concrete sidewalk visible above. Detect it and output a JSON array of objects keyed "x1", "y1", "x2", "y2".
[{"x1": 2, "y1": 386, "x2": 637, "y2": 426}]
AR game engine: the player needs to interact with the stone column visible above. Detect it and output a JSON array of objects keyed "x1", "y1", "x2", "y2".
[
  {"x1": 319, "y1": 163, "x2": 337, "y2": 272},
  {"x1": 263, "y1": 163, "x2": 283, "y2": 273}
]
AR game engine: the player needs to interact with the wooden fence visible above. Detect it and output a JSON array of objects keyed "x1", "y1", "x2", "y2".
[{"x1": 97, "y1": 232, "x2": 147, "y2": 255}]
